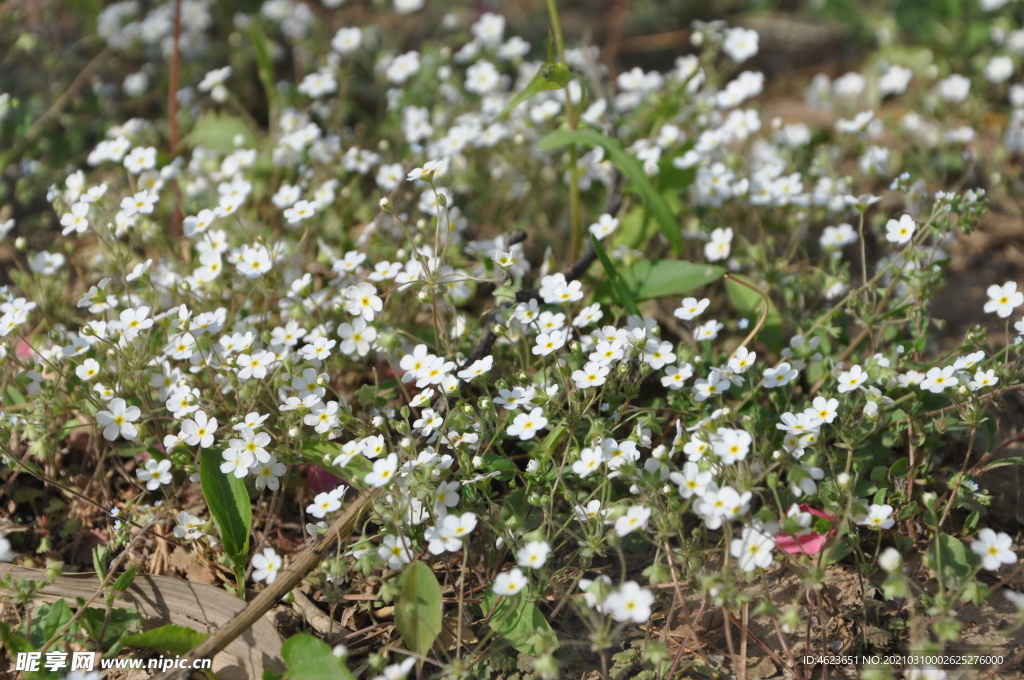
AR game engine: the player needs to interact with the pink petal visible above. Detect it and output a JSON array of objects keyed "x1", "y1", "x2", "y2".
[{"x1": 776, "y1": 531, "x2": 830, "y2": 555}]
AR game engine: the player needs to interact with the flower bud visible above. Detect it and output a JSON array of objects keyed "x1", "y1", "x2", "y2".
[
  {"x1": 379, "y1": 197, "x2": 393, "y2": 211},
  {"x1": 878, "y1": 547, "x2": 902, "y2": 572}
]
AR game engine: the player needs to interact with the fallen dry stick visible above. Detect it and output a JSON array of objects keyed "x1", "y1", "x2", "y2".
[{"x1": 151, "y1": 490, "x2": 375, "y2": 680}]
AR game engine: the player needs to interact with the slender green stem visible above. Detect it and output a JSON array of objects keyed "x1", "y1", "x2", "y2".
[{"x1": 544, "y1": 0, "x2": 583, "y2": 260}]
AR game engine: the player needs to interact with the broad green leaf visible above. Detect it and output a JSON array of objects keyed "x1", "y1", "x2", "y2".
[
  {"x1": 495, "y1": 61, "x2": 571, "y2": 121},
  {"x1": 81, "y1": 608, "x2": 141, "y2": 652},
  {"x1": 619, "y1": 260, "x2": 724, "y2": 301},
  {"x1": 539, "y1": 129, "x2": 682, "y2": 253},
  {"x1": 395, "y1": 560, "x2": 443, "y2": 656},
  {"x1": 282, "y1": 634, "x2": 355, "y2": 680},
  {"x1": 724, "y1": 274, "x2": 783, "y2": 350},
  {"x1": 122, "y1": 624, "x2": 209, "y2": 655},
  {"x1": 28, "y1": 599, "x2": 73, "y2": 647},
  {"x1": 182, "y1": 113, "x2": 255, "y2": 152},
  {"x1": 932, "y1": 533, "x2": 974, "y2": 580},
  {"x1": 481, "y1": 591, "x2": 558, "y2": 656},
  {"x1": 5, "y1": 385, "x2": 26, "y2": 405},
  {"x1": 200, "y1": 449, "x2": 253, "y2": 566},
  {"x1": 591, "y1": 234, "x2": 640, "y2": 316},
  {"x1": 481, "y1": 452, "x2": 518, "y2": 475}
]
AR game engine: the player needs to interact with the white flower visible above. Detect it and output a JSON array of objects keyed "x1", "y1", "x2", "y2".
[
  {"x1": 984, "y1": 55, "x2": 1014, "y2": 84},
  {"x1": 173, "y1": 511, "x2": 204, "y2": 540},
  {"x1": 669, "y1": 462, "x2": 713, "y2": 498},
  {"x1": 365, "y1": 453, "x2": 399, "y2": 487},
  {"x1": 516, "y1": 540, "x2": 551, "y2": 569},
  {"x1": 763, "y1": 362, "x2": 798, "y2": 388},
  {"x1": 307, "y1": 490, "x2": 343, "y2": 519},
  {"x1": 506, "y1": 408, "x2": 548, "y2": 440},
  {"x1": 572, "y1": 447, "x2": 605, "y2": 478},
  {"x1": 572, "y1": 362, "x2": 610, "y2": 389},
  {"x1": 343, "y1": 282, "x2": 383, "y2": 321},
  {"x1": 730, "y1": 527, "x2": 775, "y2": 572},
  {"x1": 984, "y1": 282, "x2": 1024, "y2": 318},
  {"x1": 603, "y1": 581, "x2": 654, "y2": 623},
  {"x1": 60, "y1": 202, "x2": 90, "y2": 235},
  {"x1": 969, "y1": 369, "x2": 999, "y2": 391},
  {"x1": 96, "y1": 398, "x2": 141, "y2": 441},
  {"x1": 704, "y1": 227, "x2": 733, "y2": 261},
  {"x1": 229, "y1": 427, "x2": 273, "y2": 464},
  {"x1": 836, "y1": 365, "x2": 868, "y2": 393},
  {"x1": 492, "y1": 568, "x2": 527, "y2": 596},
  {"x1": 378, "y1": 534, "x2": 413, "y2": 570},
  {"x1": 136, "y1": 458, "x2": 172, "y2": 490},
  {"x1": 425, "y1": 512, "x2": 477, "y2": 555},
  {"x1": 971, "y1": 528, "x2": 1017, "y2": 571},
  {"x1": 614, "y1": 505, "x2": 651, "y2": 537},
  {"x1": 337, "y1": 318, "x2": 377, "y2": 357},
  {"x1": 394, "y1": 0, "x2": 424, "y2": 14},
  {"x1": 76, "y1": 358, "x2": 101, "y2": 381},
  {"x1": 712, "y1": 428, "x2": 752, "y2": 465},
  {"x1": 180, "y1": 410, "x2": 218, "y2": 448},
  {"x1": 937, "y1": 74, "x2": 970, "y2": 103},
  {"x1": 722, "y1": 27, "x2": 759, "y2": 63},
  {"x1": 532, "y1": 330, "x2": 566, "y2": 356},
  {"x1": 304, "y1": 401, "x2": 341, "y2": 434},
  {"x1": 857, "y1": 504, "x2": 895, "y2": 529},
  {"x1": 919, "y1": 366, "x2": 956, "y2": 393},
  {"x1": 661, "y1": 363, "x2": 694, "y2": 390},
  {"x1": 387, "y1": 51, "x2": 421, "y2": 84},
  {"x1": 692, "y1": 375, "x2": 730, "y2": 401},
  {"x1": 253, "y1": 457, "x2": 287, "y2": 491},
  {"x1": 885, "y1": 214, "x2": 916, "y2": 245},
  {"x1": 252, "y1": 547, "x2": 282, "y2": 584},
  {"x1": 332, "y1": 27, "x2": 362, "y2": 54},
  {"x1": 878, "y1": 547, "x2": 902, "y2": 572},
  {"x1": 588, "y1": 213, "x2": 619, "y2": 240},
  {"x1": 283, "y1": 199, "x2": 317, "y2": 224},
  {"x1": 220, "y1": 449, "x2": 254, "y2": 478}
]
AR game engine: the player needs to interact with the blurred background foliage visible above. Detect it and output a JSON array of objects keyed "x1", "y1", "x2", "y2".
[{"x1": 0, "y1": 0, "x2": 1019, "y2": 242}]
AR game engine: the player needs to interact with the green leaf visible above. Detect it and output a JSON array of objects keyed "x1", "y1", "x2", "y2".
[
  {"x1": 495, "y1": 61, "x2": 571, "y2": 121},
  {"x1": 539, "y1": 129, "x2": 681, "y2": 253},
  {"x1": 978, "y1": 456, "x2": 1024, "y2": 472},
  {"x1": 619, "y1": 260, "x2": 724, "y2": 301},
  {"x1": 28, "y1": 599, "x2": 73, "y2": 647},
  {"x1": 932, "y1": 533, "x2": 974, "y2": 580},
  {"x1": 395, "y1": 560, "x2": 443, "y2": 656},
  {"x1": 480, "y1": 591, "x2": 558, "y2": 656},
  {"x1": 481, "y1": 452, "x2": 518, "y2": 476},
  {"x1": 80, "y1": 607, "x2": 142, "y2": 652},
  {"x1": 591, "y1": 234, "x2": 640, "y2": 316},
  {"x1": 724, "y1": 274, "x2": 783, "y2": 350},
  {"x1": 112, "y1": 566, "x2": 137, "y2": 592},
  {"x1": 200, "y1": 449, "x2": 253, "y2": 567},
  {"x1": 122, "y1": 624, "x2": 209, "y2": 655},
  {"x1": 282, "y1": 633, "x2": 355, "y2": 680},
  {"x1": 182, "y1": 112, "x2": 255, "y2": 152}
]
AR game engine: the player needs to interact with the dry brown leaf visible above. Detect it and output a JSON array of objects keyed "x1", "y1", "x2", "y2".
[{"x1": 0, "y1": 564, "x2": 283, "y2": 680}]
